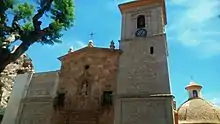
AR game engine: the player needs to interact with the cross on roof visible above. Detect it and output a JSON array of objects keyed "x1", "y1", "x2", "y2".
[{"x1": 89, "y1": 32, "x2": 95, "y2": 40}]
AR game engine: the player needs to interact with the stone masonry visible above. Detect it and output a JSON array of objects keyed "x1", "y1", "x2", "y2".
[
  {"x1": 15, "y1": 71, "x2": 58, "y2": 124},
  {"x1": 52, "y1": 47, "x2": 121, "y2": 124},
  {"x1": 0, "y1": 48, "x2": 34, "y2": 115}
]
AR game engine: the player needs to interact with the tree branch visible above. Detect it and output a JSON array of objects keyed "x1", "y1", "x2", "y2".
[
  {"x1": 0, "y1": 0, "x2": 75, "y2": 73},
  {"x1": 33, "y1": 0, "x2": 53, "y2": 32},
  {"x1": 0, "y1": 40, "x2": 34, "y2": 73},
  {"x1": 3, "y1": 32, "x2": 20, "y2": 46},
  {"x1": 12, "y1": 15, "x2": 23, "y2": 33},
  {"x1": 0, "y1": 0, "x2": 54, "y2": 66},
  {"x1": 0, "y1": 13, "x2": 6, "y2": 25},
  {"x1": 0, "y1": 15, "x2": 22, "y2": 48}
]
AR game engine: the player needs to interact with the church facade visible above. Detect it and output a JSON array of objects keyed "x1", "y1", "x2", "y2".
[{"x1": 2, "y1": 0, "x2": 176, "y2": 124}]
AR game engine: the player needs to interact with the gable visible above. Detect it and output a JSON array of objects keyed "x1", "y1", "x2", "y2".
[{"x1": 58, "y1": 47, "x2": 121, "y2": 64}]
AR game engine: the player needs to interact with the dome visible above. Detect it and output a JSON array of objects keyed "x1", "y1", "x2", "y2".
[{"x1": 178, "y1": 98, "x2": 220, "y2": 124}]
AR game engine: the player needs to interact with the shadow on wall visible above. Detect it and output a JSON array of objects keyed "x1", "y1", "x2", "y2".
[{"x1": 0, "y1": 114, "x2": 3, "y2": 123}]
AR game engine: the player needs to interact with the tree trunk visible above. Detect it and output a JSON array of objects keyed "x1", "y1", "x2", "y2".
[
  {"x1": 0, "y1": 41, "x2": 34, "y2": 73},
  {"x1": 0, "y1": 48, "x2": 11, "y2": 73}
]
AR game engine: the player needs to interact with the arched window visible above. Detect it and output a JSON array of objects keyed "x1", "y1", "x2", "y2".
[
  {"x1": 137, "y1": 15, "x2": 145, "y2": 29},
  {"x1": 192, "y1": 90, "x2": 198, "y2": 97}
]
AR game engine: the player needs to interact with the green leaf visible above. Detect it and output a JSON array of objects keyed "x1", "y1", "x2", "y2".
[
  {"x1": 50, "y1": 0, "x2": 75, "y2": 28},
  {"x1": 1, "y1": 0, "x2": 75, "y2": 46},
  {"x1": 21, "y1": 22, "x2": 34, "y2": 32},
  {"x1": 13, "y1": 2, "x2": 34, "y2": 20},
  {"x1": 0, "y1": 0, "x2": 15, "y2": 13}
]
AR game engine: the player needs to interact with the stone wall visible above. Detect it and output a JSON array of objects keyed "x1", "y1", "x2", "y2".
[
  {"x1": 16, "y1": 71, "x2": 59, "y2": 124},
  {"x1": 1, "y1": 73, "x2": 33, "y2": 124},
  {"x1": 117, "y1": 34, "x2": 170, "y2": 95},
  {"x1": 0, "y1": 53, "x2": 34, "y2": 113},
  {"x1": 114, "y1": 96, "x2": 174, "y2": 124}
]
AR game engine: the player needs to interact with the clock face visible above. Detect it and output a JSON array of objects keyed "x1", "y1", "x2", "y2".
[{"x1": 135, "y1": 28, "x2": 147, "y2": 37}]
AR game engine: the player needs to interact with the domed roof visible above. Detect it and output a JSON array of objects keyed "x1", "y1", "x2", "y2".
[{"x1": 178, "y1": 98, "x2": 220, "y2": 124}]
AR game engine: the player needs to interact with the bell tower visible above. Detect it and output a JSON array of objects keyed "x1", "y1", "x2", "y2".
[
  {"x1": 120, "y1": 0, "x2": 166, "y2": 40},
  {"x1": 114, "y1": 0, "x2": 174, "y2": 124}
]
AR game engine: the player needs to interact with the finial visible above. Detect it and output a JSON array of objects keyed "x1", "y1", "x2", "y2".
[
  {"x1": 110, "y1": 40, "x2": 115, "y2": 49},
  {"x1": 88, "y1": 32, "x2": 95, "y2": 47},
  {"x1": 190, "y1": 75, "x2": 194, "y2": 81},
  {"x1": 68, "y1": 46, "x2": 74, "y2": 53},
  {"x1": 173, "y1": 100, "x2": 176, "y2": 110},
  {"x1": 88, "y1": 40, "x2": 94, "y2": 47},
  {"x1": 189, "y1": 76, "x2": 196, "y2": 84}
]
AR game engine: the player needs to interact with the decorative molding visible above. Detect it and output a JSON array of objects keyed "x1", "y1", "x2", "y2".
[
  {"x1": 21, "y1": 97, "x2": 53, "y2": 102},
  {"x1": 114, "y1": 93, "x2": 173, "y2": 99}
]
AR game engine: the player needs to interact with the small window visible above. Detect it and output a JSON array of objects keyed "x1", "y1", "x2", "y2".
[
  {"x1": 150, "y1": 46, "x2": 154, "y2": 54},
  {"x1": 101, "y1": 91, "x2": 113, "y2": 106},
  {"x1": 54, "y1": 92, "x2": 66, "y2": 109},
  {"x1": 84, "y1": 65, "x2": 90, "y2": 70},
  {"x1": 137, "y1": 15, "x2": 145, "y2": 29},
  {"x1": 192, "y1": 90, "x2": 198, "y2": 97},
  {"x1": 53, "y1": 92, "x2": 66, "y2": 110}
]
